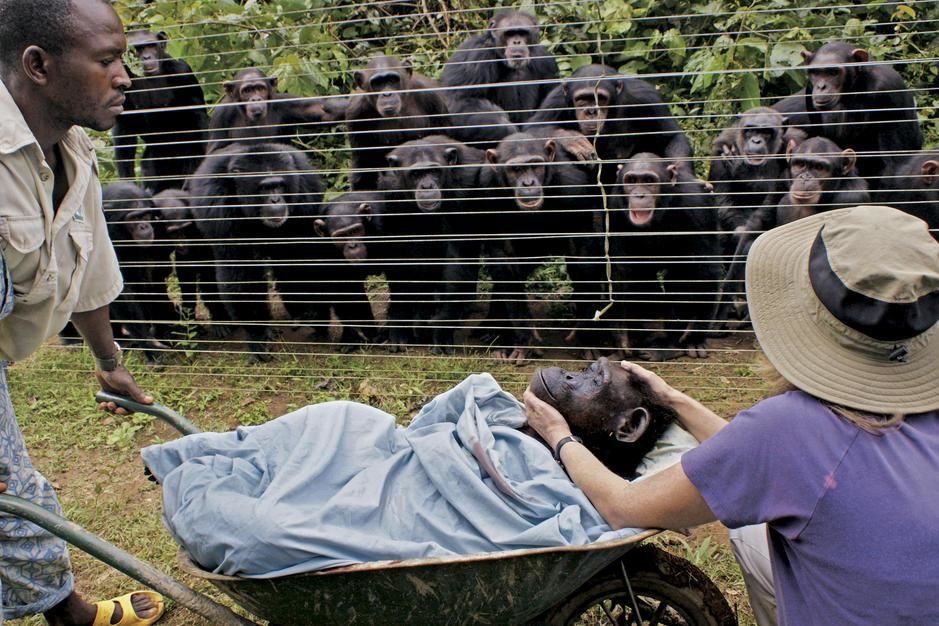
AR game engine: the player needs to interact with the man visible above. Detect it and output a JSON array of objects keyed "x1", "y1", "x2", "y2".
[{"x1": 0, "y1": 1, "x2": 165, "y2": 624}]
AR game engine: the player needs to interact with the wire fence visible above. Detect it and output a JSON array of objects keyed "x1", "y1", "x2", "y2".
[{"x1": 51, "y1": 0, "x2": 938, "y2": 392}]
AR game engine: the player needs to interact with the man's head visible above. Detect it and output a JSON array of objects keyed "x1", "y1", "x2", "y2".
[{"x1": 0, "y1": 0, "x2": 131, "y2": 132}]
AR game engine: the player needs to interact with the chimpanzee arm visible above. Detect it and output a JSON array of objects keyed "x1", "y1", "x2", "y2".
[{"x1": 112, "y1": 117, "x2": 139, "y2": 180}]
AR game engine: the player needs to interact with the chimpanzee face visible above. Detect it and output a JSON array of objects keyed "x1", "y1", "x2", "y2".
[
  {"x1": 740, "y1": 127, "x2": 777, "y2": 163},
  {"x1": 152, "y1": 191, "x2": 194, "y2": 235},
  {"x1": 490, "y1": 13, "x2": 538, "y2": 69},
  {"x1": 620, "y1": 162, "x2": 663, "y2": 227},
  {"x1": 124, "y1": 209, "x2": 155, "y2": 245},
  {"x1": 314, "y1": 202, "x2": 373, "y2": 262},
  {"x1": 126, "y1": 31, "x2": 168, "y2": 77},
  {"x1": 572, "y1": 88, "x2": 611, "y2": 135},
  {"x1": 486, "y1": 137, "x2": 555, "y2": 211},
  {"x1": 803, "y1": 46, "x2": 868, "y2": 111},
  {"x1": 787, "y1": 137, "x2": 856, "y2": 206},
  {"x1": 355, "y1": 57, "x2": 412, "y2": 118},
  {"x1": 528, "y1": 357, "x2": 652, "y2": 443},
  {"x1": 226, "y1": 72, "x2": 275, "y2": 123},
  {"x1": 386, "y1": 143, "x2": 459, "y2": 212},
  {"x1": 229, "y1": 156, "x2": 290, "y2": 228}
]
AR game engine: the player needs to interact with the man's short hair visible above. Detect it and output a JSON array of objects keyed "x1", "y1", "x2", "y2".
[{"x1": 0, "y1": 0, "x2": 74, "y2": 72}]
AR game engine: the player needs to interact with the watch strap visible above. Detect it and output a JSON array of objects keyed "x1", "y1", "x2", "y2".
[
  {"x1": 94, "y1": 341, "x2": 122, "y2": 372},
  {"x1": 553, "y1": 435, "x2": 584, "y2": 466}
]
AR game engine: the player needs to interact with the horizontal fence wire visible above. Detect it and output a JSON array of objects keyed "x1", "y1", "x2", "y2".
[{"x1": 24, "y1": 0, "x2": 936, "y2": 403}]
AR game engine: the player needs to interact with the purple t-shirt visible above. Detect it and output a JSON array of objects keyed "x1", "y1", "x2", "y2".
[{"x1": 682, "y1": 391, "x2": 939, "y2": 625}]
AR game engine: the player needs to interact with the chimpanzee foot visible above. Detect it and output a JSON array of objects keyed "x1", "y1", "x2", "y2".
[
  {"x1": 684, "y1": 343, "x2": 709, "y2": 359},
  {"x1": 431, "y1": 344, "x2": 456, "y2": 356},
  {"x1": 247, "y1": 345, "x2": 274, "y2": 363},
  {"x1": 632, "y1": 346, "x2": 685, "y2": 362}
]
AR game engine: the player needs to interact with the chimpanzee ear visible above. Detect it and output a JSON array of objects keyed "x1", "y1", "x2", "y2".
[
  {"x1": 223, "y1": 81, "x2": 236, "y2": 98},
  {"x1": 785, "y1": 138, "x2": 799, "y2": 161},
  {"x1": 354, "y1": 70, "x2": 367, "y2": 90},
  {"x1": 666, "y1": 163, "x2": 680, "y2": 186},
  {"x1": 616, "y1": 162, "x2": 624, "y2": 172},
  {"x1": 157, "y1": 32, "x2": 169, "y2": 47},
  {"x1": 841, "y1": 148, "x2": 857, "y2": 174},
  {"x1": 357, "y1": 202, "x2": 372, "y2": 221},
  {"x1": 544, "y1": 140, "x2": 557, "y2": 163},
  {"x1": 485, "y1": 149, "x2": 500, "y2": 166},
  {"x1": 488, "y1": 18, "x2": 497, "y2": 30},
  {"x1": 851, "y1": 48, "x2": 870, "y2": 64},
  {"x1": 401, "y1": 60, "x2": 413, "y2": 77},
  {"x1": 612, "y1": 407, "x2": 651, "y2": 444},
  {"x1": 613, "y1": 78, "x2": 624, "y2": 95},
  {"x1": 921, "y1": 160, "x2": 939, "y2": 184},
  {"x1": 444, "y1": 146, "x2": 461, "y2": 165},
  {"x1": 800, "y1": 49, "x2": 814, "y2": 64},
  {"x1": 386, "y1": 154, "x2": 400, "y2": 168},
  {"x1": 314, "y1": 218, "x2": 328, "y2": 238},
  {"x1": 267, "y1": 76, "x2": 279, "y2": 92}
]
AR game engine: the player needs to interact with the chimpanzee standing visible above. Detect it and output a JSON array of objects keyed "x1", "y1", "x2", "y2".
[
  {"x1": 772, "y1": 42, "x2": 922, "y2": 180},
  {"x1": 346, "y1": 56, "x2": 451, "y2": 191},
  {"x1": 608, "y1": 154, "x2": 722, "y2": 361},
  {"x1": 441, "y1": 10, "x2": 558, "y2": 146},
  {"x1": 112, "y1": 31, "x2": 208, "y2": 192},
  {"x1": 527, "y1": 65, "x2": 694, "y2": 181},
  {"x1": 312, "y1": 192, "x2": 385, "y2": 349},
  {"x1": 207, "y1": 67, "x2": 349, "y2": 153}
]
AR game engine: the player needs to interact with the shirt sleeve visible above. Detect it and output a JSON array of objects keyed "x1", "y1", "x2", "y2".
[
  {"x1": 681, "y1": 392, "x2": 856, "y2": 540},
  {"x1": 74, "y1": 185, "x2": 123, "y2": 312}
]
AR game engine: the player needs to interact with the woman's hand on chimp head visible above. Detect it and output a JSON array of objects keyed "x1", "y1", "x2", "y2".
[
  {"x1": 619, "y1": 361, "x2": 680, "y2": 406},
  {"x1": 523, "y1": 387, "x2": 572, "y2": 449}
]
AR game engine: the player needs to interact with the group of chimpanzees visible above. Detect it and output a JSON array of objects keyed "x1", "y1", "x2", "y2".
[{"x1": 101, "y1": 15, "x2": 937, "y2": 363}]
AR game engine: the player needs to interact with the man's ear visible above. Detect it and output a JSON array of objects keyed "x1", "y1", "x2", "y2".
[
  {"x1": 21, "y1": 45, "x2": 51, "y2": 86},
  {"x1": 612, "y1": 407, "x2": 650, "y2": 443}
]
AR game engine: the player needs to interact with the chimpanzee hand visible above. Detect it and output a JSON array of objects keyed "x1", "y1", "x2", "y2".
[
  {"x1": 95, "y1": 365, "x2": 154, "y2": 416},
  {"x1": 523, "y1": 387, "x2": 572, "y2": 449},
  {"x1": 552, "y1": 129, "x2": 598, "y2": 163}
]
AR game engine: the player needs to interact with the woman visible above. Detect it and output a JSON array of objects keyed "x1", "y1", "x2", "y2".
[{"x1": 524, "y1": 205, "x2": 939, "y2": 626}]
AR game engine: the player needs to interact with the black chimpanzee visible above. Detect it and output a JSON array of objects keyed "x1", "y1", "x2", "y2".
[
  {"x1": 376, "y1": 136, "x2": 479, "y2": 351},
  {"x1": 102, "y1": 182, "x2": 177, "y2": 361},
  {"x1": 608, "y1": 154, "x2": 722, "y2": 362},
  {"x1": 708, "y1": 106, "x2": 806, "y2": 255},
  {"x1": 527, "y1": 65, "x2": 694, "y2": 181},
  {"x1": 207, "y1": 68, "x2": 349, "y2": 153},
  {"x1": 441, "y1": 10, "x2": 559, "y2": 146},
  {"x1": 113, "y1": 30, "x2": 208, "y2": 193},
  {"x1": 150, "y1": 189, "x2": 230, "y2": 335},
  {"x1": 772, "y1": 42, "x2": 923, "y2": 180},
  {"x1": 877, "y1": 151, "x2": 939, "y2": 240},
  {"x1": 346, "y1": 56, "x2": 451, "y2": 191},
  {"x1": 312, "y1": 192, "x2": 385, "y2": 350},
  {"x1": 188, "y1": 143, "x2": 325, "y2": 360},
  {"x1": 457, "y1": 132, "x2": 603, "y2": 364},
  {"x1": 527, "y1": 357, "x2": 677, "y2": 478}
]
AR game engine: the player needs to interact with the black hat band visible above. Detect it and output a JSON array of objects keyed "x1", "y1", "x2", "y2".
[{"x1": 809, "y1": 230, "x2": 939, "y2": 342}]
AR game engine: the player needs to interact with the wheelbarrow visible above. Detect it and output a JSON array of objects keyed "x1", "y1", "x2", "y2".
[{"x1": 0, "y1": 392, "x2": 736, "y2": 626}]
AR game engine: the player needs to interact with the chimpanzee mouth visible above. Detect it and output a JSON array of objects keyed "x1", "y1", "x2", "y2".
[
  {"x1": 629, "y1": 209, "x2": 654, "y2": 226},
  {"x1": 790, "y1": 191, "x2": 820, "y2": 205},
  {"x1": 517, "y1": 197, "x2": 544, "y2": 210},
  {"x1": 811, "y1": 95, "x2": 840, "y2": 110},
  {"x1": 744, "y1": 155, "x2": 767, "y2": 166},
  {"x1": 416, "y1": 200, "x2": 441, "y2": 212},
  {"x1": 262, "y1": 215, "x2": 289, "y2": 228},
  {"x1": 537, "y1": 370, "x2": 558, "y2": 403}
]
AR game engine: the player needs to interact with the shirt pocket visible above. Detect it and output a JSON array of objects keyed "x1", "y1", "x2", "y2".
[
  {"x1": 0, "y1": 214, "x2": 55, "y2": 306},
  {"x1": 57, "y1": 224, "x2": 94, "y2": 314}
]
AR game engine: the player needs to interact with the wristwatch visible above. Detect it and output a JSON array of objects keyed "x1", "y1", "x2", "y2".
[
  {"x1": 553, "y1": 435, "x2": 584, "y2": 467},
  {"x1": 94, "y1": 341, "x2": 122, "y2": 372}
]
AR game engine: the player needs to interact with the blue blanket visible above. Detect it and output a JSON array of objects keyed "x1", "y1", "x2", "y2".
[{"x1": 141, "y1": 374, "x2": 646, "y2": 578}]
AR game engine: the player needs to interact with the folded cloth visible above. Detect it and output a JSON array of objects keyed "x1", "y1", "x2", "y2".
[{"x1": 141, "y1": 373, "x2": 690, "y2": 578}]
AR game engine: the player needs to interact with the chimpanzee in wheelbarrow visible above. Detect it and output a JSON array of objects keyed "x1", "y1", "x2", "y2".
[{"x1": 0, "y1": 359, "x2": 736, "y2": 625}]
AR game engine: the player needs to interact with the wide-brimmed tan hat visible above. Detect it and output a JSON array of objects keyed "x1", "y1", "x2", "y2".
[{"x1": 746, "y1": 205, "x2": 939, "y2": 414}]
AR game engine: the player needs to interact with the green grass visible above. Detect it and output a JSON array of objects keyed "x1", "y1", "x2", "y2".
[{"x1": 6, "y1": 338, "x2": 764, "y2": 625}]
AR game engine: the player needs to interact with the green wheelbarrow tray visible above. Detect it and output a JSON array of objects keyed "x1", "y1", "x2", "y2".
[{"x1": 176, "y1": 527, "x2": 660, "y2": 625}]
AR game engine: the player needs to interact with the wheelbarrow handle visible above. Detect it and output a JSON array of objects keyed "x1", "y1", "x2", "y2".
[{"x1": 95, "y1": 391, "x2": 203, "y2": 435}]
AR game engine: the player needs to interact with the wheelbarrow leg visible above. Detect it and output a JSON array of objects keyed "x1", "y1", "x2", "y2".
[{"x1": 0, "y1": 494, "x2": 257, "y2": 626}]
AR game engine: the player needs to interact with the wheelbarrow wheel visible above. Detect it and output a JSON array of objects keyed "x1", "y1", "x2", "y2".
[{"x1": 541, "y1": 545, "x2": 736, "y2": 625}]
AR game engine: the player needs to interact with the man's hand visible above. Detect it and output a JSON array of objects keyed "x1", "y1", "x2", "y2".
[
  {"x1": 522, "y1": 387, "x2": 573, "y2": 449},
  {"x1": 95, "y1": 364, "x2": 153, "y2": 415}
]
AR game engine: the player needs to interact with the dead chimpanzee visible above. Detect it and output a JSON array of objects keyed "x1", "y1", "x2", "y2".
[
  {"x1": 441, "y1": 10, "x2": 559, "y2": 146},
  {"x1": 189, "y1": 143, "x2": 325, "y2": 361},
  {"x1": 103, "y1": 182, "x2": 177, "y2": 361},
  {"x1": 876, "y1": 151, "x2": 939, "y2": 241},
  {"x1": 207, "y1": 68, "x2": 348, "y2": 153},
  {"x1": 468, "y1": 132, "x2": 604, "y2": 364},
  {"x1": 773, "y1": 42, "x2": 922, "y2": 180},
  {"x1": 346, "y1": 56, "x2": 450, "y2": 191},
  {"x1": 608, "y1": 153, "x2": 722, "y2": 362},
  {"x1": 527, "y1": 65, "x2": 694, "y2": 182},
  {"x1": 150, "y1": 189, "x2": 230, "y2": 335},
  {"x1": 527, "y1": 357, "x2": 677, "y2": 478},
  {"x1": 113, "y1": 31, "x2": 208, "y2": 192},
  {"x1": 312, "y1": 192, "x2": 385, "y2": 350}
]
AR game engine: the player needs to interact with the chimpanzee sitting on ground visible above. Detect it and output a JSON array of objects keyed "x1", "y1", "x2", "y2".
[{"x1": 527, "y1": 357, "x2": 677, "y2": 478}]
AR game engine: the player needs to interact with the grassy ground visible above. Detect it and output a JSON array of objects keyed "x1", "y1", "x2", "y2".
[{"x1": 5, "y1": 330, "x2": 767, "y2": 625}]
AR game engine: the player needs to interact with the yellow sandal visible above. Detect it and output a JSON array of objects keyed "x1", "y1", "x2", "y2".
[{"x1": 91, "y1": 591, "x2": 165, "y2": 626}]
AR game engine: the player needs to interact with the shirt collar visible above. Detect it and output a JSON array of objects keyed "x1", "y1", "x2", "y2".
[{"x1": 0, "y1": 77, "x2": 95, "y2": 165}]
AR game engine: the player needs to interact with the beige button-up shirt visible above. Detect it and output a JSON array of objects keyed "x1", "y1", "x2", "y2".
[{"x1": 0, "y1": 79, "x2": 123, "y2": 362}]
